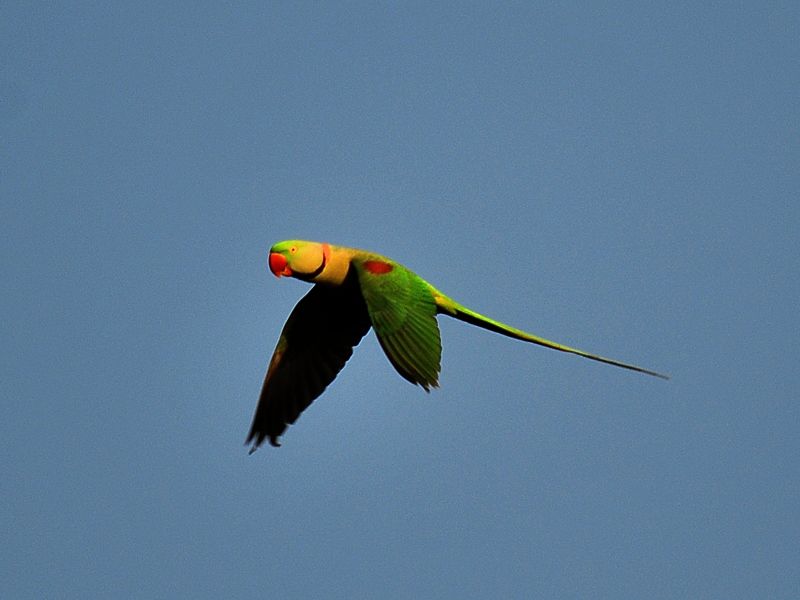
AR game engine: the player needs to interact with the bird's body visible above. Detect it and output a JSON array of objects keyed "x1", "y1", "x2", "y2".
[{"x1": 247, "y1": 240, "x2": 667, "y2": 452}]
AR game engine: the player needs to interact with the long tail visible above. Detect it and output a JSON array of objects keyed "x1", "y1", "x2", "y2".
[{"x1": 433, "y1": 291, "x2": 669, "y2": 380}]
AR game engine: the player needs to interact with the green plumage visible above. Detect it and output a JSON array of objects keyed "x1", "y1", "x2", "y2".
[{"x1": 353, "y1": 259, "x2": 441, "y2": 390}]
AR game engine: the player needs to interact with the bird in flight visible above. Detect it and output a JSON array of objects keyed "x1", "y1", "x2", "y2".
[{"x1": 246, "y1": 240, "x2": 668, "y2": 452}]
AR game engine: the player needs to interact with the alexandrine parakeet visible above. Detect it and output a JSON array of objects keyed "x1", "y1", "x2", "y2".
[{"x1": 246, "y1": 240, "x2": 667, "y2": 452}]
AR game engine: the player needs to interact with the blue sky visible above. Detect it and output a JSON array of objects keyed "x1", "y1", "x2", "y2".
[{"x1": 2, "y1": 3, "x2": 798, "y2": 598}]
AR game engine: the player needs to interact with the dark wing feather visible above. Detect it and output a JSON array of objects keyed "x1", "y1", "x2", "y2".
[
  {"x1": 246, "y1": 271, "x2": 371, "y2": 451},
  {"x1": 353, "y1": 261, "x2": 442, "y2": 390}
]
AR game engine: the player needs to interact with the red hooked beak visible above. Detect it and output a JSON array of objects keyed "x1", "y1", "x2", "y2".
[{"x1": 268, "y1": 252, "x2": 292, "y2": 277}]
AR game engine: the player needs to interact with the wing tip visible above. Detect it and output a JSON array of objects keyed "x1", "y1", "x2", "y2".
[{"x1": 245, "y1": 431, "x2": 284, "y2": 454}]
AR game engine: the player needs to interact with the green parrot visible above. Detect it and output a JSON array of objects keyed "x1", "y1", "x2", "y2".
[{"x1": 246, "y1": 240, "x2": 668, "y2": 451}]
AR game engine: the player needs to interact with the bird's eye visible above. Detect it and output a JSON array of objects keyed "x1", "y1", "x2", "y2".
[{"x1": 290, "y1": 246, "x2": 296, "y2": 254}]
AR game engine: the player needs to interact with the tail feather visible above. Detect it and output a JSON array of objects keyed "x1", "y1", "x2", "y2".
[{"x1": 433, "y1": 292, "x2": 669, "y2": 380}]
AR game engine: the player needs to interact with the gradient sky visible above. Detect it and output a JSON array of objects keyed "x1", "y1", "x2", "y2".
[{"x1": 3, "y1": 3, "x2": 798, "y2": 598}]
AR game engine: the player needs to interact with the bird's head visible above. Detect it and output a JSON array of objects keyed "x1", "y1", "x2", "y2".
[{"x1": 268, "y1": 240, "x2": 330, "y2": 281}]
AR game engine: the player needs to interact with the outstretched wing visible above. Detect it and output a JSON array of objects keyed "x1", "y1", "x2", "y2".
[
  {"x1": 246, "y1": 270, "x2": 371, "y2": 451},
  {"x1": 353, "y1": 259, "x2": 441, "y2": 391}
]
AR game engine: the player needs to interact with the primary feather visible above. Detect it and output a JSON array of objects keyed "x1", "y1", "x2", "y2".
[{"x1": 246, "y1": 240, "x2": 668, "y2": 452}]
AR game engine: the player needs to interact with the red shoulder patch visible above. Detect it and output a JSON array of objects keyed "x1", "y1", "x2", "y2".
[{"x1": 363, "y1": 260, "x2": 394, "y2": 275}]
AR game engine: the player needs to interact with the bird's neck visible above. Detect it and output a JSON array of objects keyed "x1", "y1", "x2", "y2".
[{"x1": 310, "y1": 244, "x2": 353, "y2": 286}]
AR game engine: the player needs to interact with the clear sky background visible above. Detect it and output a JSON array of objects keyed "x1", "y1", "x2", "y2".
[{"x1": 2, "y1": 3, "x2": 798, "y2": 598}]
